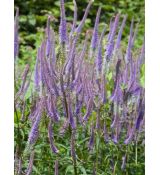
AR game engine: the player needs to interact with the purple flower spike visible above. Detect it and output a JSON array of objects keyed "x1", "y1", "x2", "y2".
[
  {"x1": 83, "y1": 98, "x2": 93, "y2": 122},
  {"x1": 51, "y1": 31, "x2": 56, "y2": 69},
  {"x1": 47, "y1": 96, "x2": 60, "y2": 122},
  {"x1": 14, "y1": 7, "x2": 19, "y2": 60},
  {"x1": 111, "y1": 102, "x2": 119, "y2": 129},
  {"x1": 68, "y1": 96, "x2": 76, "y2": 129},
  {"x1": 70, "y1": 0, "x2": 77, "y2": 38},
  {"x1": 46, "y1": 16, "x2": 51, "y2": 57},
  {"x1": 125, "y1": 18, "x2": 134, "y2": 63},
  {"x1": 101, "y1": 75, "x2": 107, "y2": 104},
  {"x1": 107, "y1": 17, "x2": 114, "y2": 41},
  {"x1": 91, "y1": 7, "x2": 101, "y2": 50},
  {"x1": 105, "y1": 14, "x2": 120, "y2": 61},
  {"x1": 59, "y1": 0, "x2": 67, "y2": 43},
  {"x1": 96, "y1": 44, "x2": 102, "y2": 74},
  {"x1": 75, "y1": 97, "x2": 83, "y2": 116},
  {"x1": 110, "y1": 59, "x2": 121, "y2": 100},
  {"x1": 75, "y1": 0, "x2": 93, "y2": 34},
  {"x1": 124, "y1": 126, "x2": 135, "y2": 145},
  {"x1": 110, "y1": 14, "x2": 120, "y2": 41},
  {"x1": 131, "y1": 20, "x2": 140, "y2": 48},
  {"x1": 59, "y1": 119, "x2": 69, "y2": 136},
  {"x1": 115, "y1": 15, "x2": 127, "y2": 50},
  {"x1": 66, "y1": 33, "x2": 87, "y2": 76},
  {"x1": 96, "y1": 26, "x2": 106, "y2": 76},
  {"x1": 41, "y1": 50, "x2": 59, "y2": 96},
  {"x1": 136, "y1": 104, "x2": 145, "y2": 130},
  {"x1": 20, "y1": 64, "x2": 30, "y2": 93},
  {"x1": 28, "y1": 111, "x2": 41, "y2": 145},
  {"x1": 34, "y1": 48, "x2": 41, "y2": 90},
  {"x1": 137, "y1": 39, "x2": 145, "y2": 68},
  {"x1": 49, "y1": 30, "x2": 57, "y2": 77},
  {"x1": 112, "y1": 135, "x2": 118, "y2": 144}
]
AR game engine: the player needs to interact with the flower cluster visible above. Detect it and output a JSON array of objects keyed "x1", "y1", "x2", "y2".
[{"x1": 15, "y1": 0, "x2": 145, "y2": 174}]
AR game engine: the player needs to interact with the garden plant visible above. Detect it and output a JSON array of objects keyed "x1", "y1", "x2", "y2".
[{"x1": 14, "y1": 0, "x2": 145, "y2": 174}]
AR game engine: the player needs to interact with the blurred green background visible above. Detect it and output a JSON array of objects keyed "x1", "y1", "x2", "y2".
[{"x1": 15, "y1": 0, "x2": 144, "y2": 63}]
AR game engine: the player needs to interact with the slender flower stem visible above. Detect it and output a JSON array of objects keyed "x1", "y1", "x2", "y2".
[
  {"x1": 96, "y1": 128, "x2": 100, "y2": 174},
  {"x1": 69, "y1": 127, "x2": 77, "y2": 175},
  {"x1": 135, "y1": 134, "x2": 138, "y2": 165}
]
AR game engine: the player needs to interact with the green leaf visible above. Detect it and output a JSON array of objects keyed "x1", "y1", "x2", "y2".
[
  {"x1": 32, "y1": 165, "x2": 41, "y2": 175},
  {"x1": 65, "y1": 165, "x2": 74, "y2": 175},
  {"x1": 79, "y1": 166, "x2": 87, "y2": 175},
  {"x1": 107, "y1": 72, "x2": 112, "y2": 81}
]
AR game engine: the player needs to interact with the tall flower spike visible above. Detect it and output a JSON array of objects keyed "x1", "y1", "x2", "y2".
[
  {"x1": 91, "y1": 7, "x2": 101, "y2": 50},
  {"x1": 14, "y1": 7, "x2": 19, "y2": 60},
  {"x1": 59, "y1": 119, "x2": 69, "y2": 136},
  {"x1": 41, "y1": 50, "x2": 59, "y2": 96},
  {"x1": 107, "y1": 17, "x2": 114, "y2": 41},
  {"x1": 48, "y1": 29, "x2": 57, "y2": 77},
  {"x1": 125, "y1": 18, "x2": 134, "y2": 63},
  {"x1": 75, "y1": 95, "x2": 83, "y2": 116},
  {"x1": 75, "y1": 0, "x2": 93, "y2": 34},
  {"x1": 111, "y1": 101, "x2": 119, "y2": 129},
  {"x1": 112, "y1": 116, "x2": 121, "y2": 144},
  {"x1": 20, "y1": 64, "x2": 30, "y2": 93},
  {"x1": 51, "y1": 30, "x2": 56, "y2": 69},
  {"x1": 46, "y1": 16, "x2": 51, "y2": 57},
  {"x1": 70, "y1": 0, "x2": 77, "y2": 39},
  {"x1": 68, "y1": 95, "x2": 76, "y2": 129},
  {"x1": 124, "y1": 124, "x2": 135, "y2": 145},
  {"x1": 110, "y1": 59, "x2": 121, "y2": 100},
  {"x1": 47, "y1": 95, "x2": 60, "y2": 122},
  {"x1": 131, "y1": 21, "x2": 139, "y2": 48},
  {"x1": 59, "y1": 0, "x2": 67, "y2": 43},
  {"x1": 137, "y1": 39, "x2": 145, "y2": 68},
  {"x1": 96, "y1": 26, "x2": 106, "y2": 76},
  {"x1": 28, "y1": 110, "x2": 41, "y2": 145},
  {"x1": 135, "y1": 104, "x2": 145, "y2": 130},
  {"x1": 66, "y1": 32, "x2": 87, "y2": 75},
  {"x1": 115, "y1": 15, "x2": 127, "y2": 50},
  {"x1": 83, "y1": 97, "x2": 93, "y2": 122},
  {"x1": 72, "y1": 38, "x2": 87, "y2": 85},
  {"x1": 101, "y1": 75, "x2": 107, "y2": 104},
  {"x1": 105, "y1": 14, "x2": 120, "y2": 61},
  {"x1": 34, "y1": 48, "x2": 41, "y2": 90},
  {"x1": 65, "y1": 38, "x2": 77, "y2": 74}
]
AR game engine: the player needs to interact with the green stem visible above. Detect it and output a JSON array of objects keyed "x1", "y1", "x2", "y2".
[
  {"x1": 96, "y1": 128, "x2": 100, "y2": 173},
  {"x1": 15, "y1": 106, "x2": 21, "y2": 155},
  {"x1": 135, "y1": 135, "x2": 138, "y2": 165},
  {"x1": 69, "y1": 127, "x2": 77, "y2": 175}
]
